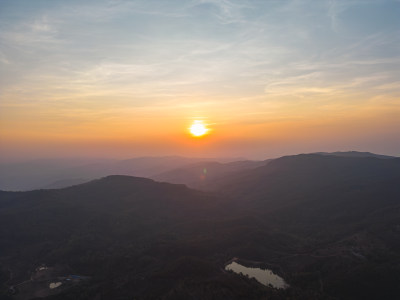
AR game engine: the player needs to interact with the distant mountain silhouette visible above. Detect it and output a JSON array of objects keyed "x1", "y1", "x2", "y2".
[
  {"x1": 0, "y1": 156, "x2": 223, "y2": 191},
  {"x1": 314, "y1": 151, "x2": 395, "y2": 159},
  {"x1": 152, "y1": 160, "x2": 269, "y2": 190},
  {"x1": 212, "y1": 154, "x2": 400, "y2": 205},
  {"x1": 39, "y1": 178, "x2": 90, "y2": 189},
  {"x1": 1, "y1": 153, "x2": 400, "y2": 299}
]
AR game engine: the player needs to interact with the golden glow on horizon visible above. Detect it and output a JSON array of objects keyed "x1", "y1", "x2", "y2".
[{"x1": 189, "y1": 120, "x2": 209, "y2": 137}]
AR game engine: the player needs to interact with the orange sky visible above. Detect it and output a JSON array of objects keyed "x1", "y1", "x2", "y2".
[{"x1": 1, "y1": 0, "x2": 399, "y2": 162}]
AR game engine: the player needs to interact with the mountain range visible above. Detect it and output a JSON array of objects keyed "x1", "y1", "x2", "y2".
[
  {"x1": 1, "y1": 152, "x2": 399, "y2": 299},
  {"x1": 0, "y1": 156, "x2": 240, "y2": 191}
]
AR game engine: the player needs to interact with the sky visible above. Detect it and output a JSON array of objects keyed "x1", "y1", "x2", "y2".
[{"x1": 0, "y1": 0, "x2": 399, "y2": 161}]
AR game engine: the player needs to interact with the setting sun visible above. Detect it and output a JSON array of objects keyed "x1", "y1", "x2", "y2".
[{"x1": 189, "y1": 120, "x2": 209, "y2": 137}]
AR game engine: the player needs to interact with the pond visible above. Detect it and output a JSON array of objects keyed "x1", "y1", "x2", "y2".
[
  {"x1": 225, "y1": 261, "x2": 288, "y2": 289},
  {"x1": 49, "y1": 282, "x2": 62, "y2": 289}
]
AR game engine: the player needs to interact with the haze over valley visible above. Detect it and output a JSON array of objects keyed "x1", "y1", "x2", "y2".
[
  {"x1": 1, "y1": 0, "x2": 399, "y2": 299},
  {"x1": 1, "y1": 152, "x2": 400, "y2": 299}
]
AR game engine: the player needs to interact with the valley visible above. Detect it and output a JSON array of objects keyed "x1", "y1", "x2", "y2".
[{"x1": 1, "y1": 153, "x2": 400, "y2": 299}]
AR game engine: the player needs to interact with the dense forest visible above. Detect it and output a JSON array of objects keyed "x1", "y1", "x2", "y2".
[{"x1": 1, "y1": 153, "x2": 400, "y2": 299}]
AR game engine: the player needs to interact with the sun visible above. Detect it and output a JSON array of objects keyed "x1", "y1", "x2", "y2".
[{"x1": 189, "y1": 120, "x2": 209, "y2": 137}]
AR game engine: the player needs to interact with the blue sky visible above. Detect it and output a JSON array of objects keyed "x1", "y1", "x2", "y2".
[{"x1": 0, "y1": 0, "x2": 399, "y2": 159}]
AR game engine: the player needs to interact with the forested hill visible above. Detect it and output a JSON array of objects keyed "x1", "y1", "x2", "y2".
[
  {"x1": 211, "y1": 154, "x2": 400, "y2": 199},
  {"x1": 1, "y1": 155, "x2": 400, "y2": 299},
  {"x1": 0, "y1": 175, "x2": 225, "y2": 256}
]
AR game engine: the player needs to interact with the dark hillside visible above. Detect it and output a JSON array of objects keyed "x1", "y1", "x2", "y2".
[
  {"x1": 0, "y1": 176, "x2": 277, "y2": 299},
  {"x1": 315, "y1": 151, "x2": 395, "y2": 159},
  {"x1": 209, "y1": 154, "x2": 400, "y2": 299},
  {"x1": 1, "y1": 155, "x2": 400, "y2": 299},
  {"x1": 212, "y1": 154, "x2": 400, "y2": 207}
]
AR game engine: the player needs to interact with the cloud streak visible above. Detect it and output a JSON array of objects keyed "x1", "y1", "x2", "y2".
[{"x1": 0, "y1": 0, "x2": 399, "y2": 159}]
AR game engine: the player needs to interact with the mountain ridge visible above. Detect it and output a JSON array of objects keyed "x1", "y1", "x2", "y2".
[{"x1": 1, "y1": 153, "x2": 400, "y2": 299}]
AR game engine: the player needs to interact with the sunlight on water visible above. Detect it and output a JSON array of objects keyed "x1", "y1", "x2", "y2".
[
  {"x1": 49, "y1": 282, "x2": 62, "y2": 289},
  {"x1": 225, "y1": 261, "x2": 288, "y2": 289}
]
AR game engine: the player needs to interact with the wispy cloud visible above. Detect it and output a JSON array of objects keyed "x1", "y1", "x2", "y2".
[
  {"x1": 190, "y1": 0, "x2": 251, "y2": 24},
  {"x1": 0, "y1": 0, "x2": 399, "y2": 158}
]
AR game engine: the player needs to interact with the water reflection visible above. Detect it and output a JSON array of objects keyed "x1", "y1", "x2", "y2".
[
  {"x1": 49, "y1": 282, "x2": 62, "y2": 289},
  {"x1": 225, "y1": 261, "x2": 288, "y2": 289}
]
